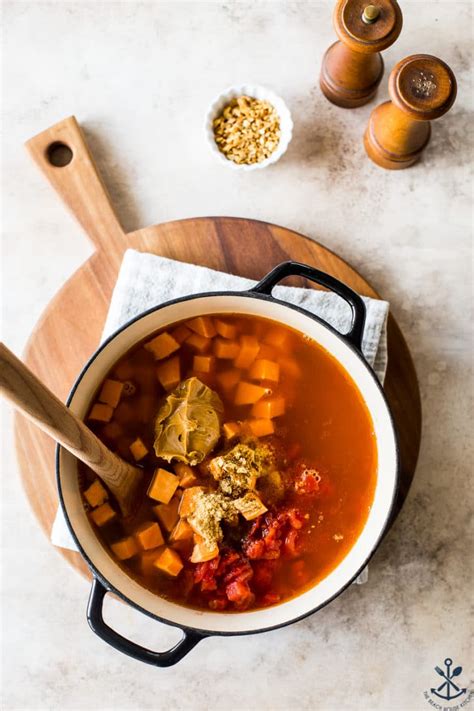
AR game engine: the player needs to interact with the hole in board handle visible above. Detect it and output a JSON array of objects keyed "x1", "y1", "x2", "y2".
[{"x1": 46, "y1": 141, "x2": 73, "y2": 167}]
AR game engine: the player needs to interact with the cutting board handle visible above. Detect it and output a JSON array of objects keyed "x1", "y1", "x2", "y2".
[{"x1": 25, "y1": 116, "x2": 125, "y2": 255}]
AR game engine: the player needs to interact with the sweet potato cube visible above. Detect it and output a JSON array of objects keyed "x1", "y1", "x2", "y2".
[
  {"x1": 83, "y1": 479, "x2": 108, "y2": 508},
  {"x1": 246, "y1": 418, "x2": 275, "y2": 437},
  {"x1": 171, "y1": 324, "x2": 192, "y2": 344},
  {"x1": 101, "y1": 421, "x2": 124, "y2": 440},
  {"x1": 215, "y1": 319, "x2": 237, "y2": 340},
  {"x1": 186, "y1": 333, "x2": 211, "y2": 353},
  {"x1": 138, "y1": 550, "x2": 162, "y2": 576},
  {"x1": 222, "y1": 421, "x2": 241, "y2": 442},
  {"x1": 249, "y1": 358, "x2": 280, "y2": 383},
  {"x1": 148, "y1": 468, "x2": 179, "y2": 504},
  {"x1": 216, "y1": 369, "x2": 241, "y2": 392},
  {"x1": 278, "y1": 356, "x2": 302, "y2": 379},
  {"x1": 186, "y1": 316, "x2": 216, "y2": 339},
  {"x1": 156, "y1": 356, "x2": 180, "y2": 391},
  {"x1": 135, "y1": 521, "x2": 165, "y2": 550},
  {"x1": 193, "y1": 355, "x2": 214, "y2": 373},
  {"x1": 234, "y1": 492, "x2": 268, "y2": 521},
  {"x1": 179, "y1": 486, "x2": 204, "y2": 517},
  {"x1": 111, "y1": 536, "x2": 139, "y2": 560},
  {"x1": 88, "y1": 403, "x2": 113, "y2": 423},
  {"x1": 264, "y1": 327, "x2": 291, "y2": 350},
  {"x1": 251, "y1": 396, "x2": 286, "y2": 419},
  {"x1": 234, "y1": 335, "x2": 260, "y2": 369},
  {"x1": 257, "y1": 343, "x2": 277, "y2": 360},
  {"x1": 174, "y1": 462, "x2": 199, "y2": 488},
  {"x1": 153, "y1": 496, "x2": 180, "y2": 532},
  {"x1": 114, "y1": 360, "x2": 134, "y2": 380},
  {"x1": 170, "y1": 518, "x2": 194, "y2": 542},
  {"x1": 234, "y1": 381, "x2": 268, "y2": 405},
  {"x1": 90, "y1": 502, "x2": 116, "y2": 527},
  {"x1": 144, "y1": 331, "x2": 180, "y2": 360},
  {"x1": 154, "y1": 547, "x2": 183, "y2": 577},
  {"x1": 190, "y1": 535, "x2": 219, "y2": 563},
  {"x1": 98, "y1": 379, "x2": 124, "y2": 408},
  {"x1": 129, "y1": 437, "x2": 149, "y2": 462},
  {"x1": 213, "y1": 338, "x2": 240, "y2": 359}
]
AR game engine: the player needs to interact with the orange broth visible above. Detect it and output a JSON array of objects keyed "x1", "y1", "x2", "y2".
[{"x1": 81, "y1": 313, "x2": 377, "y2": 611}]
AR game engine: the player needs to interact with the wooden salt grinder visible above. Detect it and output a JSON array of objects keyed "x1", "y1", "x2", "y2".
[
  {"x1": 320, "y1": 0, "x2": 403, "y2": 108},
  {"x1": 364, "y1": 54, "x2": 457, "y2": 169}
]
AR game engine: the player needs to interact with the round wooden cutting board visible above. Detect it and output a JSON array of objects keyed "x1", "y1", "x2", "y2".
[{"x1": 15, "y1": 116, "x2": 421, "y2": 580}]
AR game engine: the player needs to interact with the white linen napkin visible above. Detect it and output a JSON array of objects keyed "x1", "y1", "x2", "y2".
[{"x1": 52, "y1": 250, "x2": 390, "y2": 585}]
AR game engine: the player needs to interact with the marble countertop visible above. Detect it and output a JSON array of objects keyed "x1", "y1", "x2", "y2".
[{"x1": 2, "y1": 2, "x2": 472, "y2": 709}]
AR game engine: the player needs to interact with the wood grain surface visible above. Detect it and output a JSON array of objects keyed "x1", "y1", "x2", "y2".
[
  {"x1": 14, "y1": 116, "x2": 421, "y2": 581},
  {"x1": 364, "y1": 54, "x2": 457, "y2": 169}
]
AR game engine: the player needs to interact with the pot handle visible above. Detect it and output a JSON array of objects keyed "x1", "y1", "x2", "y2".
[
  {"x1": 87, "y1": 577, "x2": 205, "y2": 667},
  {"x1": 250, "y1": 261, "x2": 366, "y2": 352}
]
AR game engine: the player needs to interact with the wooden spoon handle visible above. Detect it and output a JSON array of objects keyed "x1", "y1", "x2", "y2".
[{"x1": 0, "y1": 343, "x2": 141, "y2": 515}]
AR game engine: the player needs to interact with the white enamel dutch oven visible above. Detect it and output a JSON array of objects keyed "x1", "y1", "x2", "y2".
[{"x1": 58, "y1": 261, "x2": 399, "y2": 666}]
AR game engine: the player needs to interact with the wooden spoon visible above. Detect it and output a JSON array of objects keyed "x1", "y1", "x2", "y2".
[{"x1": 0, "y1": 343, "x2": 142, "y2": 515}]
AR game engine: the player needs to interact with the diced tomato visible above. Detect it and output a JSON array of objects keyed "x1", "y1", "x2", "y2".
[
  {"x1": 226, "y1": 580, "x2": 255, "y2": 610},
  {"x1": 290, "y1": 560, "x2": 310, "y2": 587},
  {"x1": 294, "y1": 464, "x2": 321, "y2": 495},
  {"x1": 283, "y1": 529, "x2": 301, "y2": 558},
  {"x1": 208, "y1": 596, "x2": 228, "y2": 611},
  {"x1": 261, "y1": 592, "x2": 281, "y2": 607},
  {"x1": 252, "y1": 560, "x2": 278, "y2": 592}
]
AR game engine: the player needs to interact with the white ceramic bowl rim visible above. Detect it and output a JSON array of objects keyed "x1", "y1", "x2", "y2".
[{"x1": 57, "y1": 287, "x2": 399, "y2": 640}]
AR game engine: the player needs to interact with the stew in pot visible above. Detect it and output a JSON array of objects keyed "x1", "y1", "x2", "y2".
[{"x1": 81, "y1": 313, "x2": 377, "y2": 611}]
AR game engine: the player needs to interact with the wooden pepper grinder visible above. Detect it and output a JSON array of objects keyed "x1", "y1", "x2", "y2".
[
  {"x1": 364, "y1": 54, "x2": 457, "y2": 169},
  {"x1": 320, "y1": 0, "x2": 403, "y2": 108}
]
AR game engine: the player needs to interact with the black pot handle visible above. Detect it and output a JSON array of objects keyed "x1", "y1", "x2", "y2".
[
  {"x1": 87, "y1": 577, "x2": 205, "y2": 667},
  {"x1": 250, "y1": 261, "x2": 366, "y2": 351}
]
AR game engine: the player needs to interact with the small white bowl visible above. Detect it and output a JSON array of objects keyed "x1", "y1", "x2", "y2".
[{"x1": 204, "y1": 84, "x2": 293, "y2": 171}]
